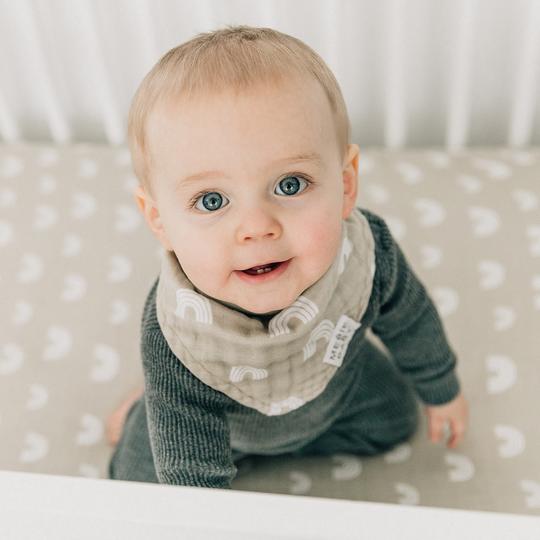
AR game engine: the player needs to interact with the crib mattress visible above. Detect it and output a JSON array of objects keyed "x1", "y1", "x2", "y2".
[{"x1": 1, "y1": 143, "x2": 538, "y2": 517}]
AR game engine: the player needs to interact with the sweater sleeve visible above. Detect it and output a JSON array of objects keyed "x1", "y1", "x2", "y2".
[
  {"x1": 361, "y1": 208, "x2": 461, "y2": 405},
  {"x1": 140, "y1": 281, "x2": 237, "y2": 488}
]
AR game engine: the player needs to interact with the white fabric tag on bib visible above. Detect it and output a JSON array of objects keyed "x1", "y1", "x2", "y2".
[{"x1": 323, "y1": 314, "x2": 361, "y2": 367}]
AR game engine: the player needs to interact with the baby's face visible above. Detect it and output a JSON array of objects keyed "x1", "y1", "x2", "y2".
[{"x1": 141, "y1": 76, "x2": 358, "y2": 315}]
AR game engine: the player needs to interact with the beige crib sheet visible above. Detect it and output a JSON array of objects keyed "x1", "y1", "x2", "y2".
[{"x1": 0, "y1": 143, "x2": 538, "y2": 516}]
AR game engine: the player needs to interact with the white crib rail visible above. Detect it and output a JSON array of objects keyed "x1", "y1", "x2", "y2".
[
  {"x1": 508, "y1": 0, "x2": 540, "y2": 147},
  {"x1": 0, "y1": 0, "x2": 538, "y2": 148}
]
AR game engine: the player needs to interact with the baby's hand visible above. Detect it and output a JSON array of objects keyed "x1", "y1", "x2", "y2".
[{"x1": 424, "y1": 392, "x2": 469, "y2": 448}]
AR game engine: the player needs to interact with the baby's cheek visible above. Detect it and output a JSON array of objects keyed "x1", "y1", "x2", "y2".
[{"x1": 303, "y1": 219, "x2": 341, "y2": 262}]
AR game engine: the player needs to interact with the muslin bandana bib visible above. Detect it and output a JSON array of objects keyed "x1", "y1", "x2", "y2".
[{"x1": 156, "y1": 208, "x2": 376, "y2": 416}]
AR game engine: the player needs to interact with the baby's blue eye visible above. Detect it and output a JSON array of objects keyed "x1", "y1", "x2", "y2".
[
  {"x1": 197, "y1": 192, "x2": 225, "y2": 212},
  {"x1": 275, "y1": 176, "x2": 308, "y2": 196},
  {"x1": 192, "y1": 175, "x2": 310, "y2": 212}
]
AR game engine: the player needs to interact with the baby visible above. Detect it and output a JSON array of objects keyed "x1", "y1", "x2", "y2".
[{"x1": 108, "y1": 25, "x2": 468, "y2": 487}]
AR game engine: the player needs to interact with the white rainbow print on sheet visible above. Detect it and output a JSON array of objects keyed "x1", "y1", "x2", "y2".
[{"x1": 174, "y1": 288, "x2": 213, "y2": 324}]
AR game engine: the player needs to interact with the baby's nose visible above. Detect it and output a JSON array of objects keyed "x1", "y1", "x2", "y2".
[{"x1": 235, "y1": 210, "x2": 282, "y2": 242}]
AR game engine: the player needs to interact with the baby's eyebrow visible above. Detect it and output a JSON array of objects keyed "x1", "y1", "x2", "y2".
[{"x1": 177, "y1": 151, "x2": 323, "y2": 185}]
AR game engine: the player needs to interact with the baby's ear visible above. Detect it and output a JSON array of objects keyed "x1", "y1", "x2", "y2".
[
  {"x1": 133, "y1": 185, "x2": 173, "y2": 251},
  {"x1": 341, "y1": 143, "x2": 360, "y2": 219}
]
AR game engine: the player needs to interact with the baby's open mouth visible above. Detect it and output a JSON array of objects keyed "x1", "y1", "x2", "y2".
[
  {"x1": 235, "y1": 259, "x2": 292, "y2": 283},
  {"x1": 242, "y1": 261, "x2": 283, "y2": 275}
]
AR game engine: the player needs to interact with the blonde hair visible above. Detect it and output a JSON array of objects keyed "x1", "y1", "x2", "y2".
[{"x1": 127, "y1": 25, "x2": 351, "y2": 194}]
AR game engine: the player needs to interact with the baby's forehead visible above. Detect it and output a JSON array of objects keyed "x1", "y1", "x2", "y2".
[{"x1": 145, "y1": 79, "x2": 338, "y2": 168}]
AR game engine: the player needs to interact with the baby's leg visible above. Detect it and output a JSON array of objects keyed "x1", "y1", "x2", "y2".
[
  {"x1": 106, "y1": 385, "x2": 144, "y2": 446},
  {"x1": 108, "y1": 394, "x2": 159, "y2": 483},
  {"x1": 291, "y1": 341, "x2": 420, "y2": 457}
]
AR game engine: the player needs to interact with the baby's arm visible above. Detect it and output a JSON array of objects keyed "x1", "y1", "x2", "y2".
[
  {"x1": 142, "y1": 326, "x2": 237, "y2": 487},
  {"x1": 363, "y1": 210, "x2": 468, "y2": 445}
]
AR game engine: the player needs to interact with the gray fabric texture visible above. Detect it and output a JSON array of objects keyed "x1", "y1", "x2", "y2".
[
  {"x1": 108, "y1": 208, "x2": 460, "y2": 487},
  {"x1": 5, "y1": 143, "x2": 539, "y2": 514}
]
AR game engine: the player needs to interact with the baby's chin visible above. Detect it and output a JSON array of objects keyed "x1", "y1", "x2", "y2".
[
  {"x1": 218, "y1": 297, "x2": 290, "y2": 317},
  {"x1": 191, "y1": 285, "x2": 288, "y2": 315},
  {"x1": 229, "y1": 272, "x2": 328, "y2": 315}
]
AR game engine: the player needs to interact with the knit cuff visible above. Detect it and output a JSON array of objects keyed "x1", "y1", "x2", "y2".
[{"x1": 414, "y1": 369, "x2": 461, "y2": 405}]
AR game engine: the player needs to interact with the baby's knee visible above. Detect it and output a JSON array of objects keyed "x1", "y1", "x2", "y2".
[
  {"x1": 372, "y1": 407, "x2": 419, "y2": 454},
  {"x1": 394, "y1": 384, "x2": 420, "y2": 439},
  {"x1": 367, "y1": 387, "x2": 420, "y2": 454},
  {"x1": 401, "y1": 385, "x2": 420, "y2": 431},
  {"x1": 392, "y1": 402, "x2": 420, "y2": 445},
  {"x1": 379, "y1": 375, "x2": 419, "y2": 430}
]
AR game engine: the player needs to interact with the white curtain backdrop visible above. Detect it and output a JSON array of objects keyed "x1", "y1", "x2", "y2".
[{"x1": 0, "y1": 0, "x2": 538, "y2": 148}]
